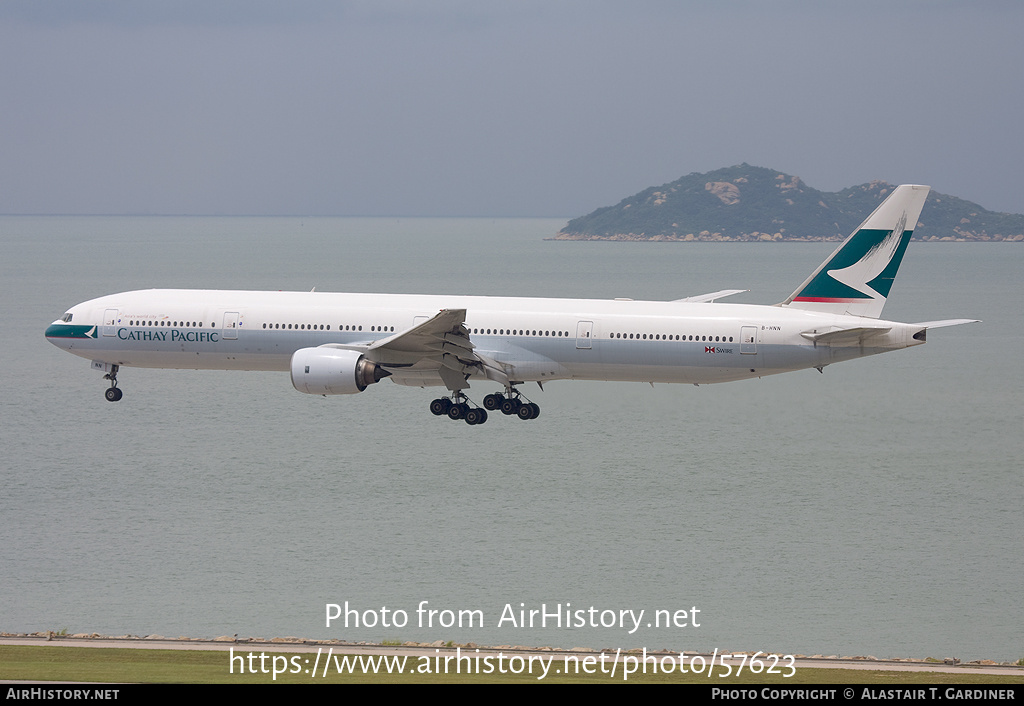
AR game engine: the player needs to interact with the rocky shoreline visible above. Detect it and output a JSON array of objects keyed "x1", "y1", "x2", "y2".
[
  {"x1": 548, "y1": 232, "x2": 1022, "y2": 243},
  {"x1": 556, "y1": 166, "x2": 1024, "y2": 243}
]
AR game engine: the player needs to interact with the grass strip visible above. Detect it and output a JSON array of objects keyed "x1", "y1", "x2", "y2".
[{"x1": 1, "y1": 646, "x2": 1022, "y2": 684}]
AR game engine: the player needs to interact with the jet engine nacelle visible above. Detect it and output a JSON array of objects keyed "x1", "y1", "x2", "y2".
[{"x1": 290, "y1": 347, "x2": 389, "y2": 395}]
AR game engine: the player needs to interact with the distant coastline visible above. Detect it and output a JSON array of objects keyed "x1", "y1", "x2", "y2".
[
  {"x1": 556, "y1": 164, "x2": 1024, "y2": 243},
  {"x1": 546, "y1": 232, "x2": 1015, "y2": 242}
]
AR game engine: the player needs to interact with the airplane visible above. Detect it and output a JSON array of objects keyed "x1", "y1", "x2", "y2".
[{"x1": 45, "y1": 184, "x2": 977, "y2": 425}]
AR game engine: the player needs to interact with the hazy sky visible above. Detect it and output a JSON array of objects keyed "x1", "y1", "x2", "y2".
[{"x1": 2, "y1": 0, "x2": 1021, "y2": 216}]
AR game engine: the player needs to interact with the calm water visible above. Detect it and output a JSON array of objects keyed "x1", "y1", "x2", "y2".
[{"x1": 1, "y1": 216, "x2": 1020, "y2": 661}]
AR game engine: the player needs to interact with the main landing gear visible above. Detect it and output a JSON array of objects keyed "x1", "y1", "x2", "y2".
[
  {"x1": 429, "y1": 386, "x2": 540, "y2": 425},
  {"x1": 103, "y1": 364, "x2": 123, "y2": 402},
  {"x1": 483, "y1": 390, "x2": 540, "y2": 420},
  {"x1": 429, "y1": 392, "x2": 488, "y2": 425}
]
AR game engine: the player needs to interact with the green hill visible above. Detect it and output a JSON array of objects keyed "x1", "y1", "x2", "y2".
[{"x1": 555, "y1": 164, "x2": 1024, "y2": 242}]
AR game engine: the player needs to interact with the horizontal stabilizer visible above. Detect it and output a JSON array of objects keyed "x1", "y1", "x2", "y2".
[
  {"x1": 912, "y1": 319, "x2": 981, "y2": 329},
  {"x1": 800, "y1": 325, "x2": 891, "y2": 344},
  {"x1": 674, "y1": 289, "x2": 748, "y2": 303}
]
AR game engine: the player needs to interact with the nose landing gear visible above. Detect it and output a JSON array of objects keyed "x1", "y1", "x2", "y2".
[{"x1": 103, "y1": 365, "x2": 123, "y2": 402}]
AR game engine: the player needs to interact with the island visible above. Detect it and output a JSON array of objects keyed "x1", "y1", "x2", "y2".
[{"x1": 552, "y1": 164, "x2": 1024, "y2": 242}]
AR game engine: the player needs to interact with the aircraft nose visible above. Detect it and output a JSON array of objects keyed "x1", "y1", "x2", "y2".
[
  {"x1": 45, "y1": 321, "x2": 96, "y2": 348},
  {"x1": 45, "y1": 322, "x2": 71, "y2": 348}
]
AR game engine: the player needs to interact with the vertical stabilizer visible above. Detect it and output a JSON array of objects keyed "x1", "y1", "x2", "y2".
[{"x1": 781, "y1": 184, "x2": 929, "y2": 318}]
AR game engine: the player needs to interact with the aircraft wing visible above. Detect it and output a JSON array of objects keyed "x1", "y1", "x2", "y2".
[
  {"x1": 366, "y1": 308, "x2": 469, "y2": 355},
  {"x1": 673, "y1": 289, "x2": 748, "y2": 303},
  {"x1": 321, "y1": 309, "x2": 508, "y2": 390}
]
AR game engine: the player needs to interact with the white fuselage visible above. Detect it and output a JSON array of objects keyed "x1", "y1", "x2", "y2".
[{"x1": 45, "y1": 288, "x2": 924, "y2": 387}]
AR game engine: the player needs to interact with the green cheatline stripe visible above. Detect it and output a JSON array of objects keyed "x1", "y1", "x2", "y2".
[{"x1": 45, "y1": 324, "x2": 97, "y2": 339}]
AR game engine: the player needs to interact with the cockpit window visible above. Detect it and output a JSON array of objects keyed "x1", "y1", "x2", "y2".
[{"x1": 61, "y1": 313, "x2": 73, "y2": 322}]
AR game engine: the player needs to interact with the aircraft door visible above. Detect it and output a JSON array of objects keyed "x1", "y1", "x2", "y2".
[
  {"x1": 576, "y1": 320, "x2": 594, "y2": 349},
  {"x1": 223, "y1": 311, "x2": 240, "y2": 340},
  {"x1": 740, "y1": 326, "x2": 757, "y2": 354},
  {"x1": 101, "y1": 308, "x2": 119, "y2": 337}
]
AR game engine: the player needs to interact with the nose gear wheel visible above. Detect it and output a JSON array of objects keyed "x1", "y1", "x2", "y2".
[{"x1": 102, "y1": 365, "x2": 123, "y2": 402}]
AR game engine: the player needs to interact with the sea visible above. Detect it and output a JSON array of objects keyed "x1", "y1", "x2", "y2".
[{"x1": 1, "y1": 215, "x2": 1020, "y2": 662}]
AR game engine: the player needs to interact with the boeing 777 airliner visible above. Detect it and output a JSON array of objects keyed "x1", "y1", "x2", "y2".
[{"x1": 45, "y1": 184, "x2": 976, "y2": 425}]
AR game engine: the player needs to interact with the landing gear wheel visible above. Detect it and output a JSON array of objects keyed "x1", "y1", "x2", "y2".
[
  {"x1": 447, "y1": 402, "x2": 469, "y2": 420},
  {"x1": 483, "y1": 393, "x2": 504, "y2": 411},
  {"x1": 516, "y1": 402, "x2": 537, "y2": 420},
  {"x1": 465, "y1": 408, "x2": 488, "y2": 425},
  {"x1": 500, "y1": 398, "x2": 521, "y2": 415},
  {"x1": 429, "y1": 398, "x2": 452, "y2": 416},
  {"x1": 102, "y1": 364, "x2": 122, "y2": 402}
]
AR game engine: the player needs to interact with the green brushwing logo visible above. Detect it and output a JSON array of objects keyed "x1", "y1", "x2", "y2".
[{"x1": 794, "y1": 213, "x2": 911, "y2": 303}]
